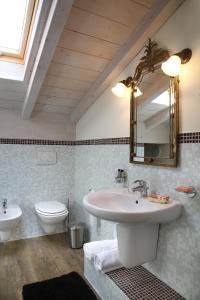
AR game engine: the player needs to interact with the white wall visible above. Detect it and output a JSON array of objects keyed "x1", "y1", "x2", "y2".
[
  {"x1": 76, "y1": 0, "x2": 200, "y2": 139},
  {"x1": 0, "y1": 109, "x2": 75, "y2": 140}
]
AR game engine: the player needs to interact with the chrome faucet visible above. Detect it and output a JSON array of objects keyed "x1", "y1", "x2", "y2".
[
  {"x1": 130, "y1": 180, "x2": 149, "y2": 197},
  {"x1": 2, "y1": 198, "x2": 7, "y2": 211}
]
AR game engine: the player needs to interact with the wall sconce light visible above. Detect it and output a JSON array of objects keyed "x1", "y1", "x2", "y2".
[
  {"x1": 111, "y1": 82, "x2": 127, "y2": 98},
  {"x1": 161, "y1": 48, "x2": 192, "y2": 77},
  {"x1": 111, "y1": 40, "x2": 192, "y2": 97},
  {"x1": 112, "y1": 77, "x2": 142, "y2": 98},
  {"x1": 134, "y1": 86, "x2": 143, "y2": 98}
]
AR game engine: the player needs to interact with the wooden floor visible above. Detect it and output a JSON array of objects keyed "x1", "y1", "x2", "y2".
[{"x1": 0, "y1": 233, "x2": 84, "y2": 300}]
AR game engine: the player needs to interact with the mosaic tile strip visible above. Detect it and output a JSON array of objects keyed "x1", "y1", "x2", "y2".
[
  {"x1": 178, "y1": 132, "x2": 200, "y2": 143},
  {"x1": 0, "y1": 133, "x2": 199, "y2": 145},
  {"x1": 0, "y1": 137, "x2": 129, "y2": 145},
  {"x1": 75, "y1": 137, "x2": 130, "y2": 145},
  {"x1": 106, "y1": 266, "x2": 185, "y2": 300},
  {"x1": 0, "y1": 139, "x2": 75, "y2": 145}
]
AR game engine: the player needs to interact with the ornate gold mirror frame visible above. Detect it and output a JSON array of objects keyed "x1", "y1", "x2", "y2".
[
  {"x1": 112, "y1": 39, "x2": 191, "y2": 167},
  {"x1": 129, "y1": 39, "x2": 179, "y2": 167}
]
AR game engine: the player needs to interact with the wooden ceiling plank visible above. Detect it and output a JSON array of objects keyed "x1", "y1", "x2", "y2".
[
  {"x1": 65, "y1": 7, "x2": 132, "y2": 45},
  {"x1": 34, "y1": 103, "x2": 73, "y2": 114},
  {"x1": 0, "y1": 79, "x2": 26, "y2": 93},
  {"x1": 44, "y1": 75, "x2": 91, "y2": 92},
  {"x1": 0, "y1": 99, "x2": 23, "y2": 111},
  {"x1": 73, "y1": 0, "x2": 149, "y2": 28},
  {"x1": 48, "y1": 62, "x2": 100, "y2": 83},
  {"x1": 134, "y1": 0, "x2": 156, "y2": 9},
  {"x1": 59, "y1": 29, "x2": 119, "y2": 60},
  {"x1": 0, "y1": 90, "x2": 25, "y2": 101},
  {"x1": 40, "y1": 85, "x2": 85, "y2": 100},
  {"x1": 22, "y1": 0, "x2": 74, "y2": 120},
  {"x1": 37, "y1": 95, "x2": 80, "y2": 107},
  {"x1": 53, "y1": 48, "x2": 109, "y2": 72},
  {"x1": 70, "y1": 0, "x2": 184, "y2": 123}
]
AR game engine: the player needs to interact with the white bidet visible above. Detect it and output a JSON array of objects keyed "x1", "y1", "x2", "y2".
[{"x1": 0, "y1": 204, "x2": 22, "y2": 241}]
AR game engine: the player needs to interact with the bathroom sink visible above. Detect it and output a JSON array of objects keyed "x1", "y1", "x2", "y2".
[
  {"x1": 0, "y1": 204, "x2": 22, "y2": 241},
  {"x1": 83, "y1": 188, "x2": 183, "y2": 267},
  {"x1": 83, "y1": 188, "x2": 182, "y2": 223}
]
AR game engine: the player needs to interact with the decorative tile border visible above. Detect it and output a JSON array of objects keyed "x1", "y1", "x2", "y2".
[
  {"x1": 0, "y1": 137, "x2": 129, "y2": 145},
  {"x1": 178, "y1": 132, "x2": 200, "y2": 143},
  {"x1": 75, "y1": 137, "x2": 130, "y2": 145},
  {"x1": 0, "y1": 133, "x2": 199, "y2": 145},
  {"x1": 0, "y1": 139, "x2": 75, "y2": 145},
  {"x1": 107, "y1": 266, "x2": 185, "y2": 300}
]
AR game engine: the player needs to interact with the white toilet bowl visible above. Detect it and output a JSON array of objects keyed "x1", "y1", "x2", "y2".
[{"x1": 35, "y1": 201, "x2": 68, "y2": 234}]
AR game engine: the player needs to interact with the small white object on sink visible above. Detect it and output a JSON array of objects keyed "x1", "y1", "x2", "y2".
[{"x1": 83, "y1": 188, "x2": 182, "y2": 267}]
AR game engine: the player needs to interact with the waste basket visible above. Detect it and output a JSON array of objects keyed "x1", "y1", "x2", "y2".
[{"x1": 68, "y1": 223, "x2": 85, "y2": 249}]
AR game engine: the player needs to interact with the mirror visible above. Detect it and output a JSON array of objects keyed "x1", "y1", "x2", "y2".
[{"x1": 130, "y1": 40, "x2": 179, "y2": 167}]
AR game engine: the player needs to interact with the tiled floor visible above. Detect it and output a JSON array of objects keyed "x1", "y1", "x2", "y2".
[
  {"x1": 107, "y1": 266, "x2": 185, "y2": 300},
  {"x1": 0, "y1": 233, "x2": 83, "y2": 300}
]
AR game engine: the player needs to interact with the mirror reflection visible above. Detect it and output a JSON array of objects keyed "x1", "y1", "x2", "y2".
[{"x1": 133, "y1": 70, "x2": 176, "y2": 165}]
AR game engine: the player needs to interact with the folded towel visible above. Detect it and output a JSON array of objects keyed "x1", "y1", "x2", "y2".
[
  {"x1": 83, "y1": 239, "x2": 117, "y2": 261},
  {"x1": 94, "y1": 248, "x2": 122, "y2": 273}
]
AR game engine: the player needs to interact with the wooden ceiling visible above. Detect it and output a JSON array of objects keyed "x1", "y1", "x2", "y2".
[
  {"x1": 0, "y1": 0, "x2": 184, "y2": 121},
  {"x1": 35, "y1": 0, "x2": 156, "y2": 115}
]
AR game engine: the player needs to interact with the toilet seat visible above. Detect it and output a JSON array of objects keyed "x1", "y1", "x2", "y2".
[
  {"x1": 36, "y1": 209, "x2": 68, "y2": 217},
  {"x1": 35, "y1": 209, "x2": 68, "y2": 217},
  {"x1": 35, "y1": 201, "x2": 68, "y2": 234},
  {"x1": 35, "y1": 201, "x2": 67, "y2": 215}
]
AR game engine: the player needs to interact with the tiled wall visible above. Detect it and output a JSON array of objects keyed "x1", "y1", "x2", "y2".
[
  {"x1": 0, "y1": 144, "x2": 74, "y2": 240},
  {"x1": 73, "y1": 143, "x2": 200, "y2": 300},
  {"x1": 1, "y1": 139, "x2": 200, "y2": 299}
]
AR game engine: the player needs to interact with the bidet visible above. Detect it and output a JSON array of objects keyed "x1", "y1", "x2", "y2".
[{"x1": 0, "y1": 203, "x2": 22, "y2": 241}]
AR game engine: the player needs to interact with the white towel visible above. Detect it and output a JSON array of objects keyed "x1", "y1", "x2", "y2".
[
  {"x1": 94, "y1": 248, "x2": 122, "y2": 273},
  {"x1": 83, "y1": 239, "x2": 118, "y2": 261}
]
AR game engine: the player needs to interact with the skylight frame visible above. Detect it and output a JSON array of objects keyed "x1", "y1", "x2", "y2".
[{"x1": 0, "y1": 0, "x2": 38, "y2": 62}]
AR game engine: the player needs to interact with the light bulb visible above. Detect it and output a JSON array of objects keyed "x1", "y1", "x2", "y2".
[
  {"x1": 161, "y1": 55, "x2": 181, "y2": 77},
  {"x1": 111, "y1": 82, "x2": 127, "y2": 97},
  {"x1": 134, "y1": 87, "x2": 143, "y2": 98}
]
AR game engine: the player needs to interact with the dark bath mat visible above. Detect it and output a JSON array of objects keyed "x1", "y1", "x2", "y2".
[{"x1": 22, "y1": 271, "x2": 97, "y2": 300}]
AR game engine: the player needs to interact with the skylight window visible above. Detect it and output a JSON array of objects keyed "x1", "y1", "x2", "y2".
[
  {"x1": 152, "y1": 90, "x2": 170, "y2": 106},
  {"x1": 0, "y1": 0, "x2": 36, "y2": 59}
]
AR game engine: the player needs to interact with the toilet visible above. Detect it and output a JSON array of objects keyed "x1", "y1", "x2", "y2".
[{"x1": 35, "y1": 201, "x2": 68, "y2": 234}]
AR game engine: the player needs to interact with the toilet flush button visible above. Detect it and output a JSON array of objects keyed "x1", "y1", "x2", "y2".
[{"x1": 37, "y1": 151, "x2": 57, "y2": 165}]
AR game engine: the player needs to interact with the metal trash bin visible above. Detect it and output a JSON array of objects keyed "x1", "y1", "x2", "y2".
[{"x1": 68, "y1": 223, "x2": 85, "y2": 249}]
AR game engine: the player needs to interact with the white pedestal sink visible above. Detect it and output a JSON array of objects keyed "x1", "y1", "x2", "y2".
[{"x1": 83, "y1": 188, "x2": 182, "y2": 267}]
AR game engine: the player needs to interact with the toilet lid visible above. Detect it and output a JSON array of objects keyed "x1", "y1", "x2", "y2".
[{"x1": 36, "y1": 201, "x2": 66, "y2": 214}]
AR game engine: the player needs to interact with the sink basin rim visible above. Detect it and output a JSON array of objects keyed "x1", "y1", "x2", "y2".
[
  {"x1": 83, "y1": 189, "x2": 183, "y2": 223},
  {"x1": 0, "y1": 204, "x2": 22, "y2": 221}
]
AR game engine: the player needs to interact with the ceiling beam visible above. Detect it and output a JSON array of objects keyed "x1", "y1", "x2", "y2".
[
  {"x1": 145, "y1": 108, "x2": 169, "y2": 130},
  {"x1": 22, "y1": 0, "x2": 73, "y2": 119},
  {"x1": 70, "y1": 0, "x2": 184, "y2": 123},
  {"x1": 138, "y1": 79, "x2": 169, "y2": 108}
]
